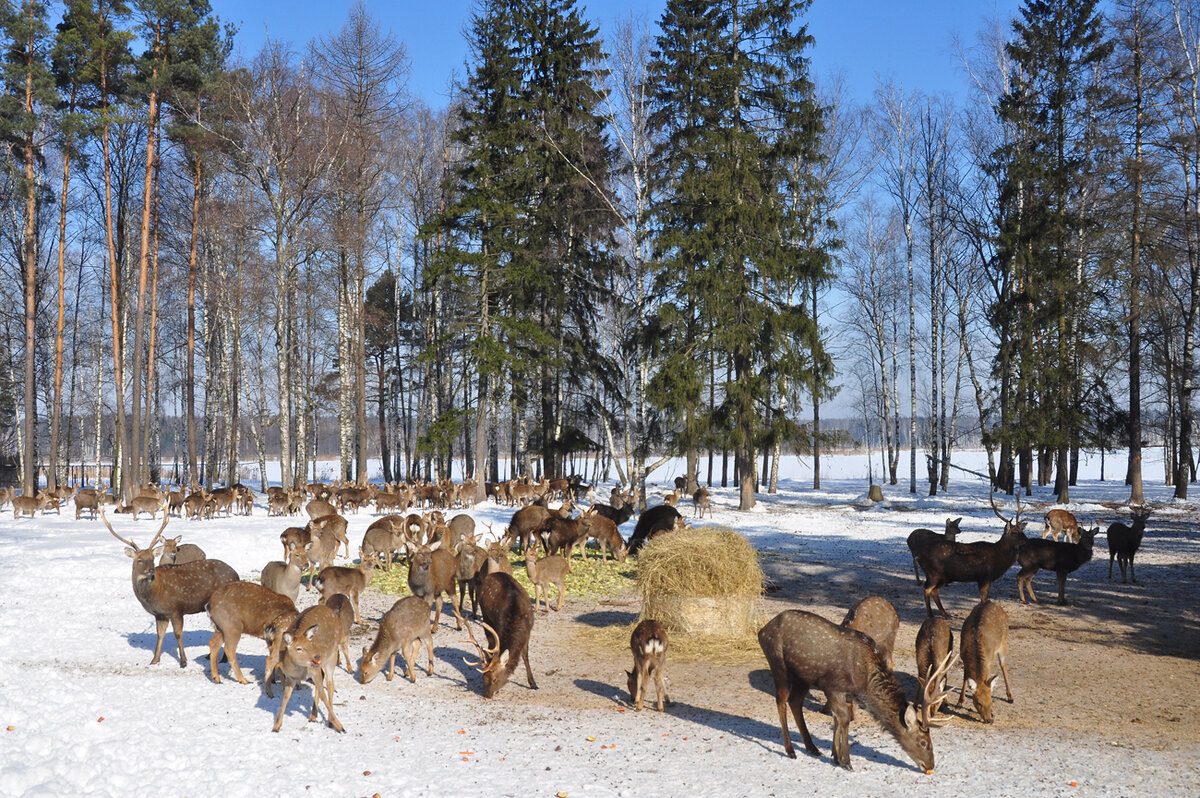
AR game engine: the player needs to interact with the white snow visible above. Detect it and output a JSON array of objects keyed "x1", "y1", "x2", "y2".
[{"x1": 0, "y1": 450, "x2": 1196, "y2": 797}]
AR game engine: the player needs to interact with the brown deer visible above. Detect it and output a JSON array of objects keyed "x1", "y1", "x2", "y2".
[
  {"x1": 692, "y1": 485, "x2": 711, "y2": 518},
  {"x1": 626, "y1": 619, "x2": 670, "y2": 711},
  {"x1": 103, "y1": 510, "x2": 238, "y2": 667},
  {"x1": 915, "y1": 493, "x2": 1028, "y2": 618},
  {"x1": 524, "y1": 549, "x2": 570, "y2": 612},
  {"x1": 956, "y1": 600, "x2": 1013, "y2": 723},
  {"x1": 74, "y1": 488, "x2": 103, "y2": 520},
  {"x1": 580, "y1": 511, "x2": 627, "y2": 562},
  {"x1": 539, "y1": 514, "x2": 589, "y2": 560},
  {"x1": 322, "y1": 593, "x2": 356, "y2": 672},
  {"x1": 662, "y1": 487, "x2": 682, "y2": 507},
  {"x1": 269, "y1": 604, "x2": 346, "y2": 733},
  {"x1": 462, "y1": 571, "x2": 537, "y2": 698},
  {"x1": 508, "y1": 500, "x2": 572, "y2": 553},
  {"x1": 304, "y1": 525, "x2": 341, "y2": 584},
  {"x1": 1016, "y1": 525, "x2": 1099, "y2": 605},
  {"x1": 840, "y1": 596, "x2": 899, "y2": 671},
  {"x1": 206, "y1": 580, "x2": 297, "y2": 685},
  {"x1": 12, "y1": 494, "x2": 38, "y2": 518},
  {"x1": 628, "y1": 505, "x2": 683, "y2": 555},
  {"x1": 906, "y1": 517, "x2": 962, "y2": 583},
  {"x1": 757, "y1": 609, "x2": 954, "y2": 772},
  {"x1": 313, "y1": 561, "x2": 374, "y2": 625},
  {"x1": 158, "y1": 536, "x2": 205, "y2": 566},
  {"x1": 360, "y1": 515, "x2": 406, "y2": 569},
  {"x1": 915, "y1": 616, "x2": 954, "y2": 706},
  {"x1": 1042, "y1": 508, "x2": 1080, "y2": 542},
  {"x1": 261, "y1": 546, "x2": 309, "y2": 603},
  {"x1": 359, "y1": 595, "x2": 435, "y2": 684},
  {"x1": 307, "y1": 513, "x2": 350, "y2": 560},
  {"x1": 279, "y1": 525, "x2": 311, "y2": 563},
  {"x1": 406, "y1": 538, "x2": 464, "y2": 631},
  {"x1": 1108, "y1": 508, "x2": 1151, "y2": 584}
]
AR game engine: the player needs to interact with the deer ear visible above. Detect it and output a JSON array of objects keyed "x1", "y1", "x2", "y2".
[
  {"x1": 986, "y1": 674, "x2": 999, "y2": 688},
  {"x1": 304, "y1": 624, "x2": 319, "y2": 640},
  {"x1": 903, "y1": 703, "x2": 919, "y2": 729},
  {"x1": 283, "y1": 631, "x2": 294, "y2": 646},
  {"x1": 966, "y1": 678, "x2": 978, "y2": 691},
  {"x1": 151, "y1": 544, "x2": 164, "y2": 557},
  {"x1": 124, "y1": 547, "x2": 137, "y2": 559}
]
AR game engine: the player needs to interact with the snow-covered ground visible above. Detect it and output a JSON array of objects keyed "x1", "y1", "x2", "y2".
[{"x1": 0, "y1": 450, "x2": 1196, "y2": 797}]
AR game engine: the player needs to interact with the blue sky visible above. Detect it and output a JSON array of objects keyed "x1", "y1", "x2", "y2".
[{"x1": 210, "y1": 0, "x2": 1024, "y2": 108}]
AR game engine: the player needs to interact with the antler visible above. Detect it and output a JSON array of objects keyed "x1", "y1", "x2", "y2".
[
  {"x1": 460, "y1": 621, "x2": 499, "y2": 672},
  {"x1": 989, "y1": 483, "x2": 1007, "y2": 522},
  {"x1": 100, "y1": 506, "x2": 137, "y2": 549},
  {"x1": 919, "y1": 649, "x2": 959, "y2": 729},
  {"x1": 147, "y1": 513, "x2": 170, "y2": 550}
]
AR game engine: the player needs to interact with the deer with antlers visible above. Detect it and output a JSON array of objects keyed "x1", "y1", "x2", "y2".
[
  {"x1": 462, "y1": 571, "x2": 537, "y2": 698},
  {"x1": 102, "y1": 509, "x2": 238, "y2": 667},
  {"x1": 758, "y1": 609, "x2": 955, "y2": 772}
]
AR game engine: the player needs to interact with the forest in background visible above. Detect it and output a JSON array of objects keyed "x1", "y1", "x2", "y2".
[{"x1": 0, "y1": 0, "x2": 1195, "y2": 509}]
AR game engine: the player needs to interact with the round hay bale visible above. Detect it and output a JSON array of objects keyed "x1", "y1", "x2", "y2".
[{"x1": 637, "y1": 526, "x2": 764, "y2": 637}]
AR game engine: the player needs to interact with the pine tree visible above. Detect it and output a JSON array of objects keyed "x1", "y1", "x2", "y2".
[
  {"x1": 992, "y1": 0, "x2": 1111, "y2": 500},
  {"x1": 649, "y1": 0, "x2": 832, "y2": 510}
]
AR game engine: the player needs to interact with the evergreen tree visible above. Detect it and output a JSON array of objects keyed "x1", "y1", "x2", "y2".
[
  {"x1": 991, "y1": 0, "x2": 1111, "y2": 500},
  {"x1": 648, "y1": 0, "x2": 832, "y2": 510}
]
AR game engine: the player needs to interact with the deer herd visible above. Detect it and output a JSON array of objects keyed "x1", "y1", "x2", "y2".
[{"x1": 15, "y1": 466, "x2": 1144, "y2": 774}]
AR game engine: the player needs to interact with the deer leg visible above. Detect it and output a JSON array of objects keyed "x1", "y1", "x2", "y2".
[
  {"x1": 996, "y1": 650, "x2": 1013, "y2": 702},
  {"x1": 521, "y1": 647, "x2": 538, "y2": 690},
  {"x1": 208, "y1": 631, "x2": 225, "y2": 683},
  {"x1": 385, "y1": 650, "x2": 397, "y2": 681},
  {"x1": 226, "y1": 631, "x2": 248, "y2": 684},
  {"x1": 272, "y1": 680, "x2": 295, "y2": 732},
  {"x1": 1129, "y1": 557, "x2": 1137, "y2": 585},
  {"x1": 402, "y1": 640, "x2": 417, "y2": 683},
  {"x1": 149, "y1": 617, "x2": 170, "y2": 664},
  {"x1": 788, "y1": 685, "x2": 821, "y2": 758},
  {"x1": 912, "y1": 556, "x2": 923, "y2": 584},
  {"x1": 770, "y1": 678, "x2": 796, "y2": 758},
  {"x1": 423, "y1": 632, "x2": 434, "y2": 676},
  {"x1": 1056, "y1": 572, "x2": 1069, "y2": 605},
  {"x1": 308, "y1": 671, "x2": 322, "y2": 722},
  {"x1": 653, "y1": 664, "x2": 670, "y2": 710},
  {"x1": 170, "y1": 614, "x2": 187, "y2": 667},
  {"x1": 1108, "y1": 553, "x2": 1114, "y2": 579},
  {"x1": 555, "y1": 581, "x2": 564, "y2": 612},
  {"x1": 449, "y1": 589, "x2": 464, "y2": 630},
  {"x1": 826, "y1": 692, "x2": 854, "y2": 771},
  {"x1": 978, "y1": 580, "x2": 992, "y2": 603}
]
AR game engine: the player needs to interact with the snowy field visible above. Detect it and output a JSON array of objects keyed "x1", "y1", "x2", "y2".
[{"x1": 0, "y1": 449, "x2": 1197, "y2": 797}]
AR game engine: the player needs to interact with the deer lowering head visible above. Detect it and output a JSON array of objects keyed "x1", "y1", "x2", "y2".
[
  {"x1": 758, "y1": 609, "x2": 954, "y2": 772},
  {"x1": 462, "y1": 571, "x2": 536, "y2": 698}
]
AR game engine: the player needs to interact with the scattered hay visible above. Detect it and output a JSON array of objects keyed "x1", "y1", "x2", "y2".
[
  {"x1": 637, "y1": 526, "x2": 764, "y2": 637},
  {"x1": 370, "y1": 551, "x2": 637, "y2": 598},
  {"x1": 573, "y1": 621, "x2": 763, "y2": 666}
]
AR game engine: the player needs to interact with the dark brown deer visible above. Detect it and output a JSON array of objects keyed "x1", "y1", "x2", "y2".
[
  {"x1": 628, "y1": 505, "x2": 683, "y2": 555},
  {"x1": 313, "y1": 561, "x2": 374, "y2": 624},
  {"x1": 539, "y1": 514, "x2": 588, "y2": 559},
  {"x1": 1042, "y1": 508, "x2": 1080, "y2": 542},
  {"x1": 103, "y1": 510, "x2": 238, "y2": 667},
  {"x1": 590, "y1": 500, "x2": 635, "y2": 527},
  {"x1": 407, "y1": 538, "x2": 464, "y2": 631},
  {"x1": 957, "y1": 600, "x2": 1013, "y2": 723},
  {"x1": 1108, "y1": 508, "x2": 1151, "y2": 584},
  {"x1": 508, "y1": 501, "x2": 572, "y2": 553},
  {"x1": 269, "y1": 604, "x2": 345, "y2": 733},
  {"x1": 463, "y1": 571, "x2": 537, "y2": 698},
  {"x1": 758, "y1": 610, "x2": 954, "y2": 771},
  {"x1": 1016, "y1": 525, "x2": 1098, "y2": 605},
  {"x1": 626, "y1": 619, "x2": 670, "y2": 711},
  {"x1": 359, "y1": 595, "x2": 435, "y2": 684},
  {"x1": 840, "y1": 596, "x2": 899, "y2": 671},
  {"x1": 206, "y1": 580, "x2": 297, "y2": 685},
  {"x1": 906, "y1": 517, "x2": 962, "y2": 583},
  {"x1": 915, "y1": 493, "x2": 1027, "y2": 617}
]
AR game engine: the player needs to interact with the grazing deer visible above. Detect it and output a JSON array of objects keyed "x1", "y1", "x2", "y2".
[
  {"x1": 1016, "y1": 525, "x2": 1099, "y2": 605},
  {"x1": 957, "y1": 600, "x2": 1013, "y2": 723},
  {"x1": 304, "y1": 526, "x2": 341, "y2": 585},
  {"x1": 361, "y1": 515, "x2": 406, "y2": 569},
  {"x1": 102, "y1": 510, "x2": 238, "y2": 667},
  {"x1": 524, "y1": 549, "x2": 570, "y2": 612},
  {"x1": 269, "y1": 604, "x2": 346, "y2": 733},
  {"x1": 307, "y1": 513, "x2": 350, "y2": 560},
  {"x1": 313, "y1": 562, "x2": 374, "y2": 625},
  {"x1": 915, "y1": 616, "x2": 954, "y2": 706},
  {"x1": 1042, "y1": 508, "x2": 1080, "y2": 542},
  {"x1": 626, "y1": 619, "x2": 670, "y2": 712},
  {"x1": 628, "y1": 505, "x2": 683, "y2": 555},
  {"x1": 840, "y1": 596, "x2": 899, "y2": 671},
  {"x1": 463, "y1": 571, "x2": 537, "y2": 698},
  {"x1": 74, "y1": 488, "x2": 103, "y2": 520},
  {"x1": 692, "y1": 485, "x2": 711, "y2": 518},
  {"x1": 407, "y1": 538, "x2": 464, "y2": 631},
  {"x1": 1108, "y1": 508, "x2": 1151, "y2": 584},
  {"x1": 915, "y1": 493, "x2": 1027, "y2": 618},
  {"x1": 906, "y1": 517, "x2": 962, "y2": 583},
  {"x1": 758, "y1": 610, "x2": 954, "y2": 771},
  {"x1": 539, "y1": 514, "x2": 589, "y2": 560},
  {"x1": 206, "y1": 580, "x2": 297, "y2": 685},
  {"x1": 359, "y1": 595, "x2": 435, "y2": 684},
  {"x1": 158, "y1": 536, "x2": 205, "y2": 566}
]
